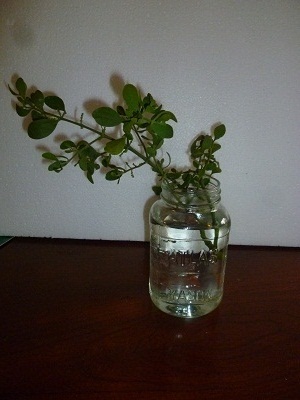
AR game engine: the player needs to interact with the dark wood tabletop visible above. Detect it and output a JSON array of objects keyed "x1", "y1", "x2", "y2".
[{"x1": 0, "y1": 238, "x2": 299, "y2": 399}]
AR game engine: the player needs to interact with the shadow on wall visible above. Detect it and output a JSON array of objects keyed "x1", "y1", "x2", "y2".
[{"x1": 8, "y1": 18, "x2": 35, "y2": 48}]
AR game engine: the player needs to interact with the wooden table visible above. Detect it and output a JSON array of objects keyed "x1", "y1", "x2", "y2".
[{"x1": 0, "y1": 238, "x2": 299, "y2": 399}]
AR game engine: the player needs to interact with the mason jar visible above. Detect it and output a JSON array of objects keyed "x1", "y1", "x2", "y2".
[{"x1": 149, "y1": 177, "x2": 231, "y2": 318}]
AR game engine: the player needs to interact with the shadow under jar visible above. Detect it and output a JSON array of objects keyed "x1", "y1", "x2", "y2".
[{"x1": 149, "y1": 177, "x2": 231, "y2": 318}]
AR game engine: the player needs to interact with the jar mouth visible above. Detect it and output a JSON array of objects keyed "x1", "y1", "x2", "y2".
[{"x1": 161, "y1": 176, "x2": 221, "y2": 209}]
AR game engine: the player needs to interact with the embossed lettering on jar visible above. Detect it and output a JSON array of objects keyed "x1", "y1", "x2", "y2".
[{"x1": 149, "y1": 178, "x2": 231, "y2": 318}]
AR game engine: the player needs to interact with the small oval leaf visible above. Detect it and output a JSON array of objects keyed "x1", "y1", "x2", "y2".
[
  {"x1": 212, "y1": 142, "x2": 221, "y2": 153},
  {"x1": 151, "y1": 121, "x2": 173, "y2": 139},
  {"x1": 201, "y1": 135, "x2": 213, "y2": 150},
  {"x1": 92, "y1": 107, "x2": 122, "y2": 127},
  {"x1": 79, "y1": 158, "x2": 88, "y2": 171},
  {"x1": 45, "y1": 95, "x2": 65, "y2": 112},
  {"x1": 214, "y1": 124, "x2": 226, "y2": 140},
  {"x1": 48, "y1": 161, "x2": 63, "y2": 172},
  {"x1": 123, "y1": 84, "x2": 140, "y2": 110},
  {"x1": 104, "y1": 137, "x2": 126, "y2": 155},
  {"x1": 154, "y1": 111, "x2": 177, "y2": 123},
  {"x1": 28, "y1": 119, "x2": 58, "y2": 139},
  {"x1": 105, "y1": 169, "x2": 123, "y2": 181},
  {"x1": 42, "y1": 152, "x2": 58, "y2": 161},
  {"x1": 15, "y1": 77, "x2": 27, "y2": 97},
  {"x1": 16, "y1": 104, "x2": 30, "y2": 117},
  {"x1": 60, "y1": 140, "x2": 76, "y2": 150},
  {"x1": 147, "y1": 147, "x2": 157, "y2": 157},
  {"x1": 31, "y1": 90, "x2": 44, "y2": 108}
]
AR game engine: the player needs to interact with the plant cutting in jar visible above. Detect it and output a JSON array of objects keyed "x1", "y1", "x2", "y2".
[{"x1": 8, "y1": 77, "x2": 231, "y2": 318}]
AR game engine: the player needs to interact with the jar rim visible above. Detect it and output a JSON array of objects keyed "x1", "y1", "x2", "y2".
[
  {"x1": 162, "y1": 176, "x2": 220, "y2": 194},
  {"x1": 161, "y1": 176, "x2": 221, "y2": 209}
]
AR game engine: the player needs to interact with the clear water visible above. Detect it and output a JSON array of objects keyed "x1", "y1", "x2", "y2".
[{"x1": 149, "y1": 223, "x2": 229, "y2": 318}]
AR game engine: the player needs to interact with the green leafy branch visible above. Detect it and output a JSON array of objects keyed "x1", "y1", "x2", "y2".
[{"x1": 8, "y1": 77, "x2": 226, "y2": 191}]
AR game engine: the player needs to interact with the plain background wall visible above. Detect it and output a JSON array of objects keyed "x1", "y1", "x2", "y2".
[{"x1": 1, "y1": 0, "x2": 299, "y2": 246}]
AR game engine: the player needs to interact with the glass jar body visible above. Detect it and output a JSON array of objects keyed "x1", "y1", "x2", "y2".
[{"x1": 149, "y1": 179, "x2": 231, "y2": 318}]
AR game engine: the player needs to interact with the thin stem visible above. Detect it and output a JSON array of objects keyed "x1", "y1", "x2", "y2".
[
  {"x1": 42, "y1": 109, "x2": 160, "y2": 172},
  {"x1": 133, "y1": 126, "x2": 148, "y2": 157}
]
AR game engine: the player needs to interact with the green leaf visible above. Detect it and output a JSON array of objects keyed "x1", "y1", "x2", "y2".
[
  {"x1": 31, "y1": 90, "x2": 44, "y2": 108},
  {"x1": 136, "y1": 118, "x2": 149, "y2": 128},
  {"x1": 143, "y1": 93, "x2": 158, "y2": 110},
  {"x1": 60, "y1": 140, "x2": 76, "y2": 150},
  {"x1": 79, "y1": 158, "x2": 88, "y2": 171},
  {"x1": 86, "y1": 163, "x2": 99, "y2": 184},
  {"x1": 104, "y1": 137, "x2": 126, "y2": 155},
  {"x1": 92, "y1": 107, "x2": 122, "y2": 127},
  {"x1": 147, "y1": 147, "x2": 157, "y2": 157},
  {"x1": 101, "y1": 154, "x2": 111, "y2": 167},
  {"x1": 42, "y1": 152, "x2": 58, "y2": 161},
  {"x1": 76, "y1": 140, "x2": 89, "y2": 150},
  {"x1": 182, "y1": 173, "x2": 192, "y2": 186},
  {"x1": 28, "y1": 119, "x2": 58, "y2": 139},
  {"x1": 190, "y1": 135, "x2": 205, "y2": 158},
  {"x1": 77, "y1": 143, "x2": 99, "y2": 162},
  {"x1": 16, "y1": 104, "x2": 30, "y2": 117},
  {"x1": 214, "y1": 124, "x2": 226, "y2": 140},
  {"x1": 206, "y1": 162, "x2": 221, "y2": 173},
  {"x1": 48, "y1": 161, "x2": 65, "y2": 172},
  {"x1": 123, "y1": 84, "x2": 140, "y2": 110},
  {"x1": 212, "y1": 143, "x2": 221, "y2": 153},
  {"x1": 154, "y1": 110, "x2": 177, "y2": 123},
  {"x1": 87, "y1": 172, "x2": 95, "y2": 184},
  {"x1": 148, "y1": 133, "x2": 164, "y2": 152},
  {"x1": 15, "y1": 77, "x2": 27, "y2": 97},
  {"x1": 201, "y1": 135, "x2": 213, "y2": 150},
  {"x1": 105, "y1": 169, "x2": 123, "y2": 181},
  {"x1": 194, "y1": 168, "x2": 205, "y2": 180},
  {"x1": 101, "y1": 160, "x2": 108, "y2": 168},
  {"x1": 86, "y1": 146, "x2": 100, "y2": 160},
  {"x1": 151, "y1": 121, "x2": 173, "y2": 139},
  {"x1": 45, "y1": 95, "x2": 65, "y2": 112}
]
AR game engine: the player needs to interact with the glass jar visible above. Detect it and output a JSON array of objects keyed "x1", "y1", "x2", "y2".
[{"x1": 149, "y1": 177, "x2": 231, "y2": 318}]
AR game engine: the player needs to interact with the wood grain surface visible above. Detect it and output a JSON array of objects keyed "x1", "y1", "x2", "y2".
[{"x1": 0, "y1": 238, "x2": 299, "y2": 399}]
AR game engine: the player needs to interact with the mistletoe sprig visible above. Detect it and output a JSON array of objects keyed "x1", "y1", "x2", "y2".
[{"x1": 9, "y1": 77, "x2": 226, "y2": 193}]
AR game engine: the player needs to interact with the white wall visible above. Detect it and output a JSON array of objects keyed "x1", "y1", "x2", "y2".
[{"x1": 1, "y1": 0, "x2": 299, "y2": 246}]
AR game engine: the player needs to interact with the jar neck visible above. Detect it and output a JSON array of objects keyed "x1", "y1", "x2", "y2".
[{"x1": 160, "y1": 177, "x2": 221, "y2": 211}]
